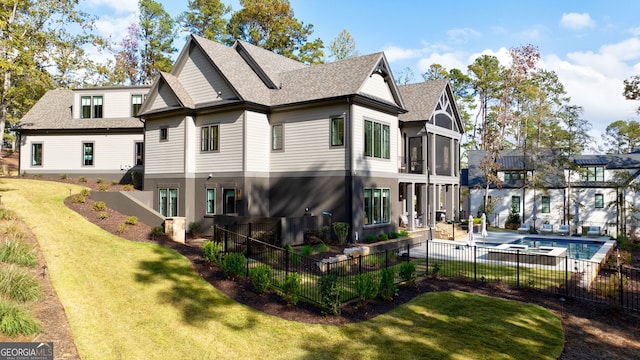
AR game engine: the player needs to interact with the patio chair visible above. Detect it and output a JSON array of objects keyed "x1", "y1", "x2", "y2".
[
  {"x1": 517, "y1": 223, "x2": 530, "y2": 234},
  {"x1": 587, "y1": 226, "x2": 601, "y2": 237},
  {"x1": 557, "y1": 224, "x2": 570, "y2": 236},
  {"x1": 540, "y1": 223, "x2": 553, "y2": 235}
]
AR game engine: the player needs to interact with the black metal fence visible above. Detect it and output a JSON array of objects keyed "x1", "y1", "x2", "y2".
[{"x1": 213, "y1": 226, "x2": 640, "y2": 312}]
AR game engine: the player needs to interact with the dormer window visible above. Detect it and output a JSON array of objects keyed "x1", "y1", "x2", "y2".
[
  {"x1": 81, "y1": 95, "x2": 103, "y2": 119},
  {"x1": 580, "y1": 166, "x2": 604, "y2": 182}
]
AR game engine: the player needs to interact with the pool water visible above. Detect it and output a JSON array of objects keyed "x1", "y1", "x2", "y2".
[{"x1": 510, "y1": 237, "x2": 603, "y2": 260}]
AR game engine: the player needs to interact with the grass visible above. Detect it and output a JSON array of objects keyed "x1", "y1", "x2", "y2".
[
  {"x1": 0, "y1": 265, "x2": 43, "y2": 302},
  {"x1": 0, "y1": 238, "x2": 37, "y2": 267},
  {"x1": 0, "y1": 299, "x2": 42, "y2": 336},
  {"x1": 0, "y1": 179, "x2": 564, "y2": 359}
]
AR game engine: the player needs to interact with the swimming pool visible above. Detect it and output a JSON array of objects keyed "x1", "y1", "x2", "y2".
[{"x1": 509, "y1": 237, "x2": 605, "y2": 260}]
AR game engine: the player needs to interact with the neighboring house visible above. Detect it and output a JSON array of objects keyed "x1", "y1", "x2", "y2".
[
  {"x1": 137, "y1": 35, "x2": 463, "y2": 242},
  {"x1": 16, "y1": 86, "x2": 150, "y2": 182},
  {"x1": 466, "y1": 149, "x2": 640, "y2": 237}
]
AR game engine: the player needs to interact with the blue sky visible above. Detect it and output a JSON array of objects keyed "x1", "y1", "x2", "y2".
[{"x1": 86, "y1": 0, "x2": 640, "y2": 149}]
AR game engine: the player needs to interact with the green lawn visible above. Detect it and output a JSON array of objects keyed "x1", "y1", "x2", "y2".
[{"x1": 1, "y1": 179, "x2": 564, "y2": 359}]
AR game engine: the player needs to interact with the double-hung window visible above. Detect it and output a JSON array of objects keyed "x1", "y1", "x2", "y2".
[
  {"x1": 201, "y1": 125, "x2": 219, "y2": 151},
  {"x1": 132, "y1": 95, "x2": 144, "y2": 116},
  {"x1": 364, "y1": 120, "x2": 389, "y2": 159},
  {"x1": 31, "y1": 143, "x2": 43, "y2": 166},
  {"x1": 331, "y1": 117, "x2": 344, "y2": 146},
  {"x1": 364, "y1": 188, "x2": 390, "y2": 225},
  {"x1": 82, "y1": 143, "x2": 94, "y2": 166},
  {"x1": 81, "y1": 96, "x2": 103, "y2": 118},
  {"x1": 272, "y1": 124, "x2": 283, "y2": 150}
]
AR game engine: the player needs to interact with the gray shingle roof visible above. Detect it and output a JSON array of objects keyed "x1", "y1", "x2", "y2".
[
  {"x1": 160, "y1": 72, "x2": 195, "y2": 108},
  {"x1": 397, "y1": 79, "x2": 448, "y2": 122},
  {"x1": 234, "y1": 40, "x2": 308, "y2": 88},
  {"x1": 17, "y1": 89, "x2": 143, "y2": 131}
]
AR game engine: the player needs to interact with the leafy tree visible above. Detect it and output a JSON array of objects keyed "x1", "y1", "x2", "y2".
[
  {"x1": 623, "y1": 74, "x2": 640, "y2": 113},
  {"x1": 139, "y1": 0, "x2": 177, "y2": 85},
  {"x1": 178, "y1": 0, "x2": 231, "y2": 42},
  {"x1": 601, "y1": 120, "x2": 640, "y2": 154},
  {"x1": 98, "y1": 23, "x2": 142, "y2": 86},
  {"x1": 467, "y1": 54, "x2": 503, "y2": 151},
  {"x1": 328, "y1": 29, "x2": 358, "y2": 61},
  {"x1": 1, "y1": 0, "x2": 99, "y2": 145},
  {"x1": 226, "y1": 0, "x2": 324, "y2": 64}
]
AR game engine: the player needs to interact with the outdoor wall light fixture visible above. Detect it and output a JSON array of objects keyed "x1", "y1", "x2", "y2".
[
  {"x1": 322, "y1": 211, "x2": 333, "y2": 217},
  {"x1": 207, "y1": 174, "x2": 212, "y2": 180}
]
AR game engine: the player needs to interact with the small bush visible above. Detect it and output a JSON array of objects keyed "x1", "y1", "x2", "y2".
[
  {"x1": 111, "y1": 180, "x2": 119, "y2": 186},
  {"x1": 332, "y1": 222, "x2": 350, "y2": 244},
  {"x1": 0, "y1": 239, "x2": 37, "y2": 267},
  {"x1": 379, "y1": 268, "x2": 397, "y2": 301},
  {"x1": 364, "y1": 234, "x2": 377, "y2": 243},
  {"x1": 399, "y1": 230, "x2": 409, "y2": 237},
  {"x1": 299, "y1": 245, "x2": 314, "y2": 256},
  {"x1": 93, "y1": 201, "x2": 106, "y2": 211},
  {"x1": 0, "y1": 207, "x2": 17, "y2": 221},
  {"x1": 354, "y1": 273, "x2": 379, "y2": 306},
  {"x1": 117, "y1": 223, "x2": 128, "y2": 233},
  {"x1": 149, "y1": 226, "x2": 164, "y2": 238},
  {"x1": 96, "y1": 178, "x2": 104, "y2": 184},
  {"x1": 319, "y1": 275, "x2": 341, "y2": 315},
  {"x1": 431, "y1": 262, "x2": 442, "y2": 278},
  {"x1": 71, "y1": 194, "x2": 86, "y2": 204},
  {"x1": 389, "y1": 232, "x2": 400, "y2": 239},
  {"x1": 0, "y1": 220, "x2": 25, "y2": 240},
  {"x1": 98, "y1": 184, "x2": 109, "y2": 192},
  {"x1": 78, "y1": 176, "x2": 87, "y2": 183},
  {"x1": 125, "y1": 216, "x2": 138, "y2": 225},
  {"x1": 123, "y1": 184, "x2": 134, "y2": 191},
  {"x1": 79, "y1": 188, "x2": 91, "y2": 197},
  {"x1": 248, "y1": 264, "x2": 272, "y2": 293},
  {"x1": 202, "y1": 241, "x2": 223, "y2": 264},
  {"x1": 399, "y1": 262, "x2": 417, "y2": 285},
  {"x1": 377, "y1": 233, "x2": 388, "y2": 241},
  {"x1": 188, "y1": 222, "x2": 202, "y2": 236},
  {"x1": 280, "y1": 273, "x2": 301, "y2": 305},
  {"x1": 0, "y1": 300, "x2": 42, "y2": 336},
  {"x1": 0, "y1": 265, "x2": 43, "y2": 302},
  {"x1": 315, "y1": 242, "x2": 330, "y2": 253},
  {"x1": 221, "y1": 253, "x2": 247, "y2": 280},
  {"x1": 98, "y1": 211, "x2": 109, "y2": 220},
  {"x1": 60, "y1": 174, "x2": 67, "y2": 180}
]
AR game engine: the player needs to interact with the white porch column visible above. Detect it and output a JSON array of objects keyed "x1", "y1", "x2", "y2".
[
  {"x1": 418, "y1": 184, "x2": 426, "y2": 228},
  {"x1": 407, "y1": 183, "x2": 415, "y2": 230}
]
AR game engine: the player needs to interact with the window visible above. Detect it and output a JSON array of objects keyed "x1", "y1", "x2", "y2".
[
  {"x1": 435, "y1": 135, "x2": 450, "y2": 176},
  {"x1": 160, "y1": 127, "x2": 168, "y2": 141},
  {"x1": 31, "y1": 143, "x2": 42, "y2": 166},
  {"x1": 80, "y1": 96, "x2": 103, "y2": 118},
  {"x1": 511, "y1": 196, "x2": 521, "y2": 213},
  {"x1": 541, "y1": 196, "x2": 550, "y2": 213},
  {"x1": 364, "y1": 120, "x2": 389, "y2": 159},
  {"x1": 206, "y1": 189, "x2": 215, "y2": 214},
  {"x1": 331, "y1": 117, "x2": 344, "y2": 146},
  {"x1": 223, "y1": 188, "x2": 236, "y2": 214},
  {"x1": 159, "y1": 188, "x2": 178, "y2": 217},
  {"x1": 504, "y1": 171, "x2": 525, "y2": 180},
  {"x1": 580, "y1": 166, "x2": 604, "y2": 182},
  {"x1": 201, "y1": 125, "x2": 219, "y2": 151},
  {"x1": 364, "y1": 188, "x2": 390, "y2": 225},
  {"x1": 272, "y1": 124, "x2": 283, "y2": 150},
  {"x1": 135, "y1": 142, "x2": 144, "y2": 165},
  {"x1": 132, "y1": 95, "x2": 143, "y2": 116},
  {"x1": 595, "y1": 193, "x2": 604, "y2": 208},
  {"x1": 82, "y1": 143, "x2": 94, "y2": 166}
]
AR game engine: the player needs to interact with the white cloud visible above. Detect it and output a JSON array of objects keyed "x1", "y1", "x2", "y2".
[
  {"x1": 94, "y1": 13, "x2": 138, "y2": 43},
  {"x1": 86, "y1": 0, "x2": 139, "y2": 15},
  {"x1": 382, "y1": 46, "x2": 429, "y2": 62},
  {"x1": 560, "y1": 13, "x2": 595, "y2": 30},
  {"x1": 446, "y1": 28, "x2": 481, "y2": 44},
  {"x1": 416, "y1": 52, "x2": 468, "y2": 73}
]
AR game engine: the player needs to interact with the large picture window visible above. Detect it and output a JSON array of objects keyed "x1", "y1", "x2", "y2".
[
  {"x1": 364, "y1": 188, "x2": 390, "y2": 225},
  {"x1": 364, "y1": 120, "x2": 389, "y2": 159},
  {"x1": 31, "y1": 143, "x2": 42, "y2": 166},
  {"x1": 206, "y1": 189, "x2": 215, "y2": 214},
  {"x1": 159, "y1": 188, "x2": 178, "y2": 217},
  {"x1": 331, "y1": 117, "x2": 344, "y2": 146},
  {"x1": 82, "y1": 143, "x2": 94, "y2": 166},
  {"x1": 201, "y1": 125, "x2": 219, "y2": 151}
]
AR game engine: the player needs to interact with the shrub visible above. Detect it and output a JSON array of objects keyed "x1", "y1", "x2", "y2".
[
  {"x1": 249, "y1": 264, "x2": 273, "y2": 293},
  {"x1": 111, "y1": 180, "x2": 119, "y2": 186},
  {"x1": 377, "y1": 233, "x2": 388, "y2": 241},
  {"x1": 379, "y1": 268, "x2": 397, "y2": 301},
  {"x1": 283, "y1": 244, "x2": 301, "y2": 265},
  {"x1": 280, "y1": 273, "x2": 301, "y2": 305},
  {"x1": 315, "y1": 242, "x2": 330, "y2": 253},
  {"x1": 123, "y1": 184, "x2": 134, "y2": 191},
  {"x1": 93, "y1": 201, "x2": 106, "y2": 211},
  {"x1": 399, "y1": 262, "x2": 417, "y2": 285},
  {"x1": 332, "y1": 222, "x2": 350, "y2": 244},
  {"x1": 79, "y1": 188, "x2": 91, "y2": 197},
  {"x1": 59, "y1": 174, "x2": 67, "y2": 180},
  {"x1": 318, "y1": 275, "x2": 341, "y2": 315},
  {"x1": 125, "y1": 216, "x2": 138, "y2": 225},
  {"x1": 78, "y1": 176, "x2": 87, "y2": 182},
  {"x1": 98, "y1": 184, "x2": 109, "y2": 192},
  {"x1": 399, "y1": 230, "x2": 409, "y2": 237},
  {"x1": 117, "y1": 223, "x2": 128, "y2": 233},
  {"x1": 0, "y1": 220, "x2": 25, "y2": 240},
  {"x1": 0, "y1": 300, "x2": 42, "y2": 336},
  {"x1": 202, "y1": 241, "x2": 223, "y2": 264},
  {"x1": 149, "y1": 226, "x2": 164, "y2": 238},
  {"x1": 98, "y1": 211, "x2": 109, "y2": 220},
  {"x1": 389, "y1": 232, "x2": 400, "y2": 239},
  {"x1": 0, "y1": 265, "x2": 43, "y2": 302},
  {"x1": 0, "y1": 239, "x2": 37, "y2": 267},
  {"x1": 71, "y1": 194, "x2": 86, "y2": 204},
  {"x1": 354, "y1": 273, "x2": 379, "y2": 306},
  {"x1": 364, "y1": 234, "x2": 377, "y2": 243},
  {"x1": 96, "y1": 178, "x2": 104, "y2": 184},
  {"x1": 221, "y1": 253, "x2": 247, "y2": 280},
  {"x1": 431, "y1": 262, "x2": 442, "y2": 278},
  {"x1": 0, "y1": 207, "x2": 17, "y2": 221},
  {"x1": 299, "y1": 245, "x2": 314, "y2": 256},
  {"x1": 188, "y1": 222, "x2": 202, "y2": 236}
]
